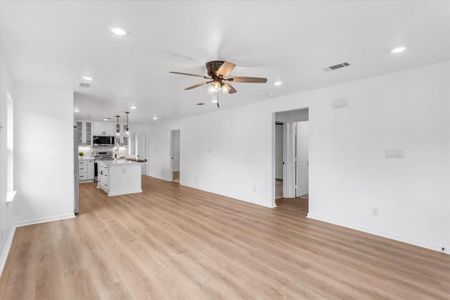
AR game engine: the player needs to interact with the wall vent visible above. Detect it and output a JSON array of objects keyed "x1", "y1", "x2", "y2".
[
  {"x1": 79, "y1": 82, "x2": 90, "y2": 88},
  {"x1": 325, "y1": 62, "x2": 350, "y2": 71}
]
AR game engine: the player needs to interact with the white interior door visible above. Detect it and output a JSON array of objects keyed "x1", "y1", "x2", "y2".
[
  {"x1": 296, "y1": 121, "x2": 309, "y2": 196},
  {"x1": 282, "y1": 123, "x2": 296, "y2": 198},
  {"x1": 172, "y1": 130, "x2": 180, "y2": 172}
]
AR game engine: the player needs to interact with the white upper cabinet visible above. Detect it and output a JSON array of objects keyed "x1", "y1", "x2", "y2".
[
  {"x1": 75, "y1": 120, "x2": 93, "y2": 146},
  {"x1": 93, "y1": 121, "x2": 115, "y2": 136}
]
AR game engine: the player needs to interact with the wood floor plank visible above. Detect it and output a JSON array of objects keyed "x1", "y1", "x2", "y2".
[{"x1": 0, "y1": 176, "x2": 449, "y2": 299}]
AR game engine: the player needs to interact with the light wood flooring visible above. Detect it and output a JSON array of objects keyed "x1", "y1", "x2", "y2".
[
  {"x1": 173, "y1": 171, "x2": 180, "y2": 183},
  {"x1": 275, "y1": 179, "x2": 283, "y2": 199},
  {"x1": 1, "y1": 176, "x2": 449, "y2": 299}
]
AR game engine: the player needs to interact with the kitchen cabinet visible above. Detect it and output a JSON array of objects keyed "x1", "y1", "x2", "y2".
[
  {"x1": 76, "y1": 121, "x2": 83, "y2": 145},
  {"x1": 87, "y1": 160, "x2": 95, "y2": 179},
  {"x1": 97, "y1": 160, "x2": 145, "y2": 196},
  {"x1": 79, "y1": 159, "x2": 94, "y2": 182},
  {"x1": 97, "y1": 163, "x2": 109, "y2": 191},
  {"x1": 75, "y1": 120, "x2": 93, "y2": 145},
  {"x1": 93, "y1": 121, "x2": 115, "y2": 136}
]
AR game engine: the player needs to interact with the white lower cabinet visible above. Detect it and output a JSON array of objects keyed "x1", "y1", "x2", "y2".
[
  {"x1": 97, "y1": 163, "x2": 109, "y2": 191},
  {"x1": 96, "y1": 161, "x2": 144, "y2": 196},
  {"x1": 79, "y1": 159, "x2": 94, "y2": 182}
]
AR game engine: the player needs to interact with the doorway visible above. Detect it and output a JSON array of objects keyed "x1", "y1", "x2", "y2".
[
  {"x1": 171, "y1": 129, "x2": 180, "y2": 183},
  {"x1": 275, "y1": 122, "x2": 284, "y2": 199},
  {"x1": 129, "y1": 132, "x2": 147, "y2": 175},
  {"x1": 273, "y1": 108, "x2": 309, "y2": 211}
]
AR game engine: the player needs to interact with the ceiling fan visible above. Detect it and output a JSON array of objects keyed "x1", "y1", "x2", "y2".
[{"x1": 170, "y1": 60, "x2": 267, "y2": 96}]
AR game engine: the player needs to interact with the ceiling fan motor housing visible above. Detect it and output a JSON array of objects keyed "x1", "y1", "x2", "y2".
[{"x1": 206, "y1": 60, "x2": 225, "y2": 78}]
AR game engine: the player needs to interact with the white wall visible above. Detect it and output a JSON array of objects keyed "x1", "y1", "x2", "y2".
[
  {"x1": 14, "y1": 83, "x2": 75, "y2": 225},
  {"x1": 148, "y1": 61, "x2": 450, "y2": 253},
  {"x1": 275, "y1": 108, "x2": 309, "y2": 123},
  {"x1": 0, "y1": 48, "x2": 15, "y2": 273}
]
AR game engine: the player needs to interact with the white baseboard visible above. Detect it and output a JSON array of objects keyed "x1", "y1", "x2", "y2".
[
  {"x1": 146, "y1": 174, "x2": 173, "y2": 182},
  {"x1": 180, "y1": 181, "x2": 275, "y2": 208},
  {"x1": 16, "y1": 213, "x2": 75, "y2": 228},
  {"x1": 307, "y1": 213, "x2": 449, "y2": 255},
  {"x1": 0, "y1": 226, "x2": 16, "y2": 277}
]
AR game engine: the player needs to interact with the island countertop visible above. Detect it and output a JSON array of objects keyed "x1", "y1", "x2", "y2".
[{"x1": 96, "y1": 160, "x2": 147, "y2": 167}]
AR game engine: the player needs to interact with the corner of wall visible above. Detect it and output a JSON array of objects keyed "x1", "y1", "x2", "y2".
[{"x1": 0, "y1": 226, "x2": 16, "y2": 277}]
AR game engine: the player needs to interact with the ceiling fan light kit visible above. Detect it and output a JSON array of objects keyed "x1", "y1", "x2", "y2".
[
  {"x1": 170, "y1": 60, "x2": 268, "y2": 101},
  {"x1": 208, "y1": 81, "x2": 222, "y2": 93}
]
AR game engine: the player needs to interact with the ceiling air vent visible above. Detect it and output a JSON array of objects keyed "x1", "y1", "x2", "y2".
[
  {"x1": 79, "y1": 82, "x2": 90, "y2": 88},
  {"x1": 324, "y1": 62, "x2": 350, "y2": 71}
]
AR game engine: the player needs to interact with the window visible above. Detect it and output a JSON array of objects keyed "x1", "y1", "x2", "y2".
[{"x1": 6, "y1": 91, "x2": 15, "y2": 203}]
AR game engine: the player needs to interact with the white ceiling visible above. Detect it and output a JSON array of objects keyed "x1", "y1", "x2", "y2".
[{"x1": 1, "y1": 1, "x2": 450, "y2": 123}]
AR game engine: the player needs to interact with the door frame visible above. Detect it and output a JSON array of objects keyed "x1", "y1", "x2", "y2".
[
  {"x1": 271, "y1": 107, "x2": 309, "y2": 207},
  {"x1": 170, "y1": 129, "x2": 181, "y2": 181}
]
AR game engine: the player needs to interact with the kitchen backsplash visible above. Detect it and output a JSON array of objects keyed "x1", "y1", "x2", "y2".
[{"x1": 78, "y1": 145, "x2": 128, "y2": 158}]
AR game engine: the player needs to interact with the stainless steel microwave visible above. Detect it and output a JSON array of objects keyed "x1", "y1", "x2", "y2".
[{"x1": 93, "y1": 136, "x2": 115, "y2": 146}]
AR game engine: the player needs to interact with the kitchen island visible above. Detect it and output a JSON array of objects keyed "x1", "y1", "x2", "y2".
[{"x1": 97, "y1": 160, "x2": 146, "y2": 196}]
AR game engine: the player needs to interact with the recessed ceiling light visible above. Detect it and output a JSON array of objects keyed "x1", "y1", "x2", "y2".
[
  {"x1": 153, "y1": 115, "x2": 158, "y2": 120},
  {"x1": 390, "y1": 46, "x2": 406, "y2": 54},
  {"x1": 110, "y1": 27, "x2": 128, "y2": 36},
  {"x1": 103, "y1": 118, "x2": 110, "y2": 121},
  {"x1": 274, "y1": 81, "x2": 283, "y2": 86},
  {"x1": 82, "y1": 75, "x2": 93, "y2": 81},
  {"x1": 130, "y1": 105, "x2": 137, "y2": 110},
  {"x1": 211, "y1": 99, "x2": 218, "y2": 103},
  {"x1": 74, "y1": 107, "x2": 80, "y2": 113}
]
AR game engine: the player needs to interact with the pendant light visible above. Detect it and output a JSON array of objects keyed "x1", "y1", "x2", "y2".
[
  {"x1": 125, "y1": 111, "x2": 130, "y2": 136},
  {"x1": 115, "y1": 115, "x2": 121, "y2": 139}
]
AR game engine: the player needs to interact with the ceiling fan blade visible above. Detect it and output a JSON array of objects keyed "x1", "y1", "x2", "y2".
[
  {"x1": 222, "y1": 83, "x2": 237, "y2": 94},
  {"x1": 184, "y1": 82, "x2": 210, "y2": 90},
  {"x1": 170, "y1": 71, "x2": 210, "y2": 79},
  {"x1": 226, "y1": 76, "x2": 267, "y2": 83},
  {"x1": 216, "y1": 61, "x2": 236, "y2": 77}
]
